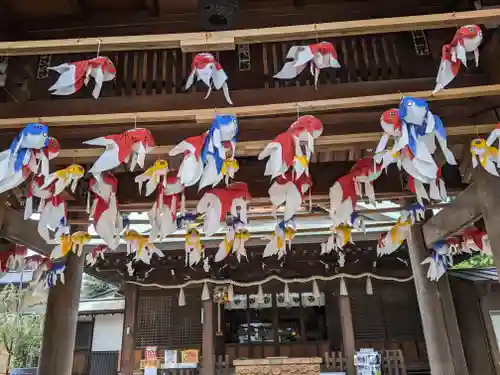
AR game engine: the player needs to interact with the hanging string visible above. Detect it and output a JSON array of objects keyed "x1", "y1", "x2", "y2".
[
  {"x1": 134, "y1": 113, "x2": 138, "y2": 129},
  {"x1": 96, "y1": 38, "x2": 102, "y2": 57},
  {"x1": 314, "y1": 23, "x2": 319, "y2": 43},
  {"x1": 127, "y1": 272, "x2": 413, "y2": 289}
]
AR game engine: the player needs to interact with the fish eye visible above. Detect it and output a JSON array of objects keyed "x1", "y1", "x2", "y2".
[
  {"x1": 389, "y1": 112, "x2": 395, "y2": 117},
  {"x1": 468, "y1": 27, "x2": 475, "y2": 32},
  {"x1": 43, "y1": 132, "x2": 48, "y2": 137},
  {"x1": 407, "y1": 101, "x2": 413, "y2": 107}
]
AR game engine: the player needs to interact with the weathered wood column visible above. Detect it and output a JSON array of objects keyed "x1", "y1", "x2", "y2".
[
  {"x1": 474, "y1": 169, "x2": 500, "y2": 277},
  {"x1": 202, "y1": 297, "x2": 215, "y2": 375},
  {"x1": 339, "y1": 292, "x2": 356, "y2": 375},
  {"x1": 120, "y1": 283, "x2": 138, "y2": 375},
  {"x1": 37, "y1": 253, "x2": 84, "y2": 375},
  {"x1": 437, "y1": 275, "x2": 469, "y2": 375},
  {"x1": 407, "y1": 224, "x2": 456, "y2": 375}
]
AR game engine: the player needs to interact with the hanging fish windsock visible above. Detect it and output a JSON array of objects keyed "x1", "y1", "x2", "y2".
[
  {"x1": 398, "y1": 97, "x2": 456, "y2": 166},
  {"x1": 274, "y1": 42, "x2": 341, "y2": 89},
  {"x1": 473, "y1": 137, "x2": 500, "y2": 176},
  {"x1": 148, "y1": 173, "x2": 185, "y2": 242},
  {"x1": 48, "y1": 57, "x2": 116, "y2": 99},
  {"x1": 184, "y1": 228, "x2": 204, "y2": 267},
  {"x1": 169, "y1": 133, "x2": 207, "y2": 187},
  {"x1": 185, "y1": 53, "x2": 232, "y2": 105},
  {"x1": 197, "y1": 182, "x2": 251, "y2": 236},
  {"x1": 38, "y1": 195, "x2": 69, "y2": 244},
  {"x1": 33, "y1": 136, "x2": 61, "y2": 179},
  {"x1": 377, "y1": 219, "x2": 411, "y2": 257},
  {"x1": 135, "y1": 159, "x2": 169, "y2": 196},
  {"x1": 126, "y1": 128, "x2": 156, "y2": 171},
  {"x1": 89, "y1": 173, "x2": 123, "y2": 250},
  {"x1": 259, "y1": 115, "x2": 323, "y2": 179},
  {"x1": 86, "y1": 245, "x2": 107, "y2": 267},
  {"x1": 329, "y1": 172, "x2": 358, "y2": 226},
  {"x1": 42, "y1": 164, "x2": 85, "y2": 196},
  {"x1": 0, "y1": 123, "x2": 50, "y2": 193},
  {"x1": 84, "y1": 128, "x2": 155, "y2": 175},
  {"x1": 199, "y1": 114, "x2": 239, "y2": 189},
  {"x1": 421, "y1": 241, "x2": 452, "y2": 282},
  {"x1": 375, "y1": 109, "x2": 402, "y2": 159},
  {"x1": 268, "y1": 172, "x2": 312, "y2": 221},
  {"x1": 433, "y1": 25, "x2": 482, "y2": 94}
]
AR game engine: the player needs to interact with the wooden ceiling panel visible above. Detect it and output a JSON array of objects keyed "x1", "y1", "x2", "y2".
[
  {"x1": 6, "y1": 0, "x2": 74, "y2": 19},
  {"x1": 83, "y1": 0, "x2": 144, "y2": 12},
  {"x1": 157, "y1": 0, "x2": 199, "y2": 14}
]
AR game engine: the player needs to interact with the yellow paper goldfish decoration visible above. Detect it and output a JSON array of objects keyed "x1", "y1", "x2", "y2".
[
  {"x1": 470, "y1": 138, "x2": 499, "y2": 176},
  {"x1": 50, "y1": 231, "x2": 91, "y2": 259}
]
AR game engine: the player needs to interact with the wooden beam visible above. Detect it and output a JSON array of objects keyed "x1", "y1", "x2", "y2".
[
  {"x1": 422, "y1": 184, "x2": 481, "y2": 247},
  {"x1": 472, "y1": 168, "x2": 500, "y2": 280},
  {"x1": 120, "y1": 284, "x2": 138, "y2": 375},
  {"x1": 339, "y1": 293, "x2": 356, "y2": 375},
  {"x1": 38, "y1": 253, "x2": 84, "y2": 375},
  {"x1": 1, "y1": 9, "x2": 500, "y2": 54},
  {"x1": 2, "y1": 85, "x2": 500, "y2": 130},
  {"x1": 407, "y1": 224, "x2": 456, "y2": 375},
  {"x1": 54, "y1": 124, "x2": 496, "y2": 164},
  {"x1": 0, "y1": 203, "x2": 52, "y2": 255}
]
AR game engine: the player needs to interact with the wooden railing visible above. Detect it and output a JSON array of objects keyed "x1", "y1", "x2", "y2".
[
  {"x1": 2, "y1": 29, "x2": 468, "y2": 104},
  {"x1": 212, "y1": 350, "x2": 411, "y2": 374}
]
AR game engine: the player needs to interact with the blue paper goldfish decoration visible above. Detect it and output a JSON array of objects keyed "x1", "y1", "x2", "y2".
[
  {"x1": 170, "y1": 114, "x2": 239, "y2": 190},
  {"x1": 0, "y1": 124, "x2": 58, "y2": 194}
]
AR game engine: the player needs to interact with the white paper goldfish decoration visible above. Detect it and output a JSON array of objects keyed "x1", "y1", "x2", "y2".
[
  {"x1": 377, "y1": 219, "x2": 411, "y2": 257},
  {"x1": 269, "y1": 173, "x2": 312, "y2": 221},
  {"x1": 320, "y1": 224, "x2": 353, "y2": 255},
  {"x1": 259, "y1": 115, "x2": 323, "y2": 179},
  {"x1": 433, "y1": 25, "x2": 483, "y2": 94},
  {"x1": 274, "y1": 42, "x2": 341, "y2": 88},
  {"x1": 88, "y1": 172, "x2": 123, "y2": 249},
  {"x1": 148, "y1": 173, "x2": 185, "y2": 242},
  {"x1": 84, "y1": 128, "x2": 155, "y2": 176},
  {"x1": 197, "y1": 182, "x2": 251, "y2": 236},
  {"x1": 421, "y1": 241, "x2": 453, "y2": 282},
  {"x1": 185, "y1": 53, "x2": 232, "y2": 104},
  {"x1": 471, "y1": 138, "x2": 500, "y2": 176},
  {"x1": 49, "y1": 57, "x2": 116, "y2": 99},
  {"x1": 262, "y1": 219, "x2": 296, "y2": 260},
  {"x1": 124, "y1": 230, "x2": 164, "y2": 265},
  {"x1": 184, "y1": 228, "x2": 204, "y2": 267},
  {"x1": 170, "y1": 114, "x2": 239, "y2": 189},
  {"x1": 0, "y1": 125, "x2": 59, "y2": 195}
]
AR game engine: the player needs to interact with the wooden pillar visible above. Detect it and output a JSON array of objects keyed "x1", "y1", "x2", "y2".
[
  {"x1": 202, "y1": 298, "x2": 215, "y2": 375},
  {"x1": 339, "y1": 294, "x2": 356, "y2": 375},
  {"x1": 437, "y1": 275, "x2": 469, "y2": 375},
  {"x1": 474, "y1": 169, "x2": 500, "y2": 277},
  {"x1": 120, "y1": 283, "x2": 138, "y2": 375},
  {"x1": 407, "y1": 224, "x2": 456, "y2": 375},
  {"x1": 37, "y1": 253, "x2": 84, "y2": 375}
]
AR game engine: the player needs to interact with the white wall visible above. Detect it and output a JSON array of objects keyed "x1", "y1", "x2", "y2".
[{"x1": 91, "y1": 314, "x2": 124, "y2": 352}]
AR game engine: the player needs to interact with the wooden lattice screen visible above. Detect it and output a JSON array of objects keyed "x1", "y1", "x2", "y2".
[
  {"x1": 89, "y1": 351, "x2": 119, "y2": 375},
  {"x1": 135, "y1": 291, "x2": 203, "y2": 349}
]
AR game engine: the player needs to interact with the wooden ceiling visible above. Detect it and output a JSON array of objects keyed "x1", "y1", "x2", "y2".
[{"x1": 1, "y1": 0, "x2": 492, "y2": 39}]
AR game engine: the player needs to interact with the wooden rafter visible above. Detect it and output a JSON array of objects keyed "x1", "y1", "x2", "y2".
[
  {"x1": 0, "y1": 9, "x2": 499, "y2": 54},
  {"x1": 54, "y1": 124, "x2": 495, "y2": 163},
  {"x1": 2, "y1": 84, "x2": 500, "y2": 129}
]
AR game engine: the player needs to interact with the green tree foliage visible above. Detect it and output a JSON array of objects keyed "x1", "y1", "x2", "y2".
[
  {"x1": 80, "y1": 274, "x2": 115, "y2": 299},
  {"x1": 453, "y1": 253, "x2": 495, "y2": 269},
  {"x1": 0, "y1": 284, "x2": 43, "y2": 373}
]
